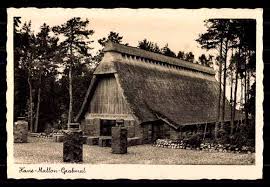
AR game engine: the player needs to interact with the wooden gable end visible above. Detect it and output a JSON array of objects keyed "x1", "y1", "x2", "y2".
[{"x1": 85, "y1": 74, "x2": 133, "y2": 120}]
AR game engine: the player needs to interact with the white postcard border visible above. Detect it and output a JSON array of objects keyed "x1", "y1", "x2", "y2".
[{"x1": 6, "y1": 8, "x2": 264, "y2": 179}]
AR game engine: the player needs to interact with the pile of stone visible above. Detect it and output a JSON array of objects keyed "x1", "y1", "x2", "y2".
[
  {"x1": 28, "y1": 133, "x2": 40, "y2": 137},
  {"x1": 29, "y1": 129, "x2": 65, "y2": 141},
  {"x1": 153, "y1": 139, "x2": 254, "y2": 154},
  {"x1": 199, "y1": 142, "x2": 255, "y2": 154},
  {"x1": 35, "y1": 132, "x2": 53, "y2": 138},
  {"x1": 153, "y1": 139, "x2": 187, "y2": 149},
  {"x1": 98, "y1": 136, "x2": 112, "y2": 147},
  {"x1": 51, "y1": 130, "x2": 65, "y2": 142},
  {"x1": 52, "y1": 129, "x2": 64, "y2": 135}
]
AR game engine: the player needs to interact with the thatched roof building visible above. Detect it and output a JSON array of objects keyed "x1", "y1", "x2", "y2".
[{"x1": 76, "y1": 42, "x2": 238, "y2": 143}]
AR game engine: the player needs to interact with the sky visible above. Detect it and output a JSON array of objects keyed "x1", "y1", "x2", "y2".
[{"x1": 18, "y1": 9, "x2": 217, "y2": 62}]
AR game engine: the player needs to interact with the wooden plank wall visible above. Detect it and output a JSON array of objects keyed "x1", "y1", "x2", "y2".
[{"x1": 89, "y1": 75, "x2": 131, "y2": 115}]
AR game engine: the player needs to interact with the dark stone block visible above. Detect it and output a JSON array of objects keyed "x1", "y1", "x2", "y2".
[
  {"x1": 128, "y1": 137, "x2": 142, "y2": 146},
  {"x1": 111, "y1": 127, "x2": 128, "y2": 154},
  {"x1": 86, "y1": 136, "x2": 99, "y2": 145},
  {"x1": 53, "y1": 134, "x2": 64, "y2": 142},
  {"x1": 98, "y1": 136, "x2": 111, "y2": 147},
  {"x1": 63, "y1": 130, "x2": 83, "y2": 163},
  {"x1": 14, "y1": 118, "x2": 28, "y2": 143},
  {"x1": 83, "y1": 123, "x2": 93, "y2": 136},
  {"x1": 84, "y1": 119, "x2": 100, "y2": 136},
  {"x1": 80, "y1": 120, "x2": 86, "y2": 132},
  {"x1": 82, "y1": 136, "x2": 88, "y2": 144}
]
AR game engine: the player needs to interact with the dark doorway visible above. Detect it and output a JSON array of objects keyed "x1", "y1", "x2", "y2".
[
  {"x1": 143, "y1": 123, "x2": 164, "y2": 143},
  {"x1": 100, "y1": 119, "x2": 116, "y2": 136},
  {"x1": 152, "y1": 124, "x2": 164, "y2": 141}
]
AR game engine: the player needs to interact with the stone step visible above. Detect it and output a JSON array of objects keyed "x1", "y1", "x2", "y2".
[
  {"x1": 84, "y1": 136, "x2": 142, "y2": 147},
  {"x1": 98, "y1": 136, "x2": 112, "y2": 147},
  {"x1": 127, "y1": 137, "x2": 142, "y2": 146},
  {"x1": 86, "y1": 136, "x2": 99, "y2": 145}
]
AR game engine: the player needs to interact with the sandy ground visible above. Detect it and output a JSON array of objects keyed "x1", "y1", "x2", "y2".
[{"x1": 13, "y1": 137, "x2": 255, "y2": 165}]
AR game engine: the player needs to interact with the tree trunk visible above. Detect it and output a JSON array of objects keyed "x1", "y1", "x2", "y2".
[
  {"x1": 246, "y1": 50, "x2": 251, "y2": 126},
  {"x1": 230, "y1": 51, "x2": 234, "y2": 136},
  {"x1": 67, "y1": 25, "x2": 74, "y2": 129},
  {"x1": 34, "y1": 75, "x2": 41, "y2": 133},
  {"x1": 232, "y1": 70, "x2": 239, "y2": 132},
  {"x1": 232, "y1": 47, "x2": 241, "y2": 128},
  {"x1": 67, "y1": 64, "x2": 73, "y2": 129},
  {"x1": 247, "y1": 71, "x2": 250, "y2": 100},
  {"x1": 203, "y1": 123, "x2": 207, "y2": 141},
  {"x1": 221, "y1": 39, "x2": 229, "y2": 130},
  {"x1": 244, "y1": 54, "x2": 248, "y2": 126},
  {"x1": 240, "y1": 78, "x2": 243, "y2": 108},
  {"x1": 215, "y1": 39, "x2": 223, "y2": 139},
  {"x1": 27, "y1": 75, "x2": 33, "y2": 132}
]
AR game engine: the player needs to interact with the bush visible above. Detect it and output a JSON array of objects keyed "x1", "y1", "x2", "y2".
[
  {"x1": 246, "y1": 139, "x2": 255, "y2": 147},
  {"x1": 229, "y1": 123, "x2": 254, "y2": 148},
  {"x1": 216, "y1": 129, "x2": 230, "y2": 144},
  {"x1": 203, "y1": 132, "x2": 212, "y2": 140},
  {"x1": 232, "y1": 133, "x2": 248, "y2": 147},
  {"x1": 184, "y1": 133, "x2": 203, "y2": 148},
  {"x1": 44, "y1": 127, "x2": 54, "y2": 135}
]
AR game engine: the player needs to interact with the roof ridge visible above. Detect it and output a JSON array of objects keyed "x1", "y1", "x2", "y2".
[{"x1": 103, "y1": 41, "x2": 216, "y2": 75}]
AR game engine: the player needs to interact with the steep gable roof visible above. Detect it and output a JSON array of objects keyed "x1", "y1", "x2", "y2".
[{"x1": 76, "y1": 42, "x2": 240, "y2": 129}]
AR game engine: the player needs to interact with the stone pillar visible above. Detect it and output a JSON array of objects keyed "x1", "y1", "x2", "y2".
[
  {"x1": 84, "y1": 119, "x2": 92, "y2": 136},
  {"x1": 14, "y1": 117, "x2": 28, "y2": 143},
  {"x1": 63, "y1": 129, "x2": 83, "y2": 163},
  {"x1": 92, "y1": 118, "x2": 100, "y2": 136},
  {"x1": 111, "y1": 127, "x2": 127, "y2": 154}
]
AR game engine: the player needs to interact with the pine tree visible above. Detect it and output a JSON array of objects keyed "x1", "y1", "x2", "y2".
[
  {"x1": 53, "y1": 17, "x2": 94, "y2": 128},
  {"x1": 33, "y1": 23, "x2": 59, "y2": 132}
]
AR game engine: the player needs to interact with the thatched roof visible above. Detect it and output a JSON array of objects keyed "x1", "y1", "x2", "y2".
[
  {"x1": 103, "y1": 42, "x2": 216, "y2": 75},
  {"x1": 76, "y1": 42, "x2": 240, "y2": 129}
]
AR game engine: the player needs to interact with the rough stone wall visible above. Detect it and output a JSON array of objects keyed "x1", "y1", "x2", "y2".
[
  {"x1": 169, "y1": 128, "x2": 181, "y2": 140},
  {"x1": 142, "y1": 124, "x2": 152, "y2": 144},
  {"x1": 83, "y1": 118, "x2": 140, "y2": 138},
  {"x1": 168, "y1": 124, "x2": 215, "y2": 140},
  {"x1": 80, "y1": 119, "x2": 86, "y2": 132},
  {"x1": 82, "y1": 117, "x2": 216, "y2": 142},
  {"x1": 134, "y1": 121, "x2": 143, "y2": 139},
  {"x1": 124, "y1": 120, "x2": 135, "y2": 138},
  {"x1": 83, "y1": 118, "x2": 100, "y2": 136},
  {"x1": 83, "y1": 119, "x2": 93, "y2": 135}
]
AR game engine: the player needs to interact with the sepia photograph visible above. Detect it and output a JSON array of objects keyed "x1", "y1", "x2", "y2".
[{"x1": 6, "y1": 8, "x2": 263, "y2": 179}]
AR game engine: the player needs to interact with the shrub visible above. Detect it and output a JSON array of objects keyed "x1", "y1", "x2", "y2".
[
  {"x1": 246, "y1": 139, "x2": 255, "y2": 147},
  {"x1": 216, "y1": 129, "x2": 230, "y2": 144},
  {"x1": 184, "y1": 133, "x2": 203, "y2": 148},
  {"x1": 229, "y1": 122, "x2": 254, "y2": 148},
  {"x1": 232, "y1": 133, "x2": 248, "y2": 147},
  {"x1": 203, "y1": 132, "x2": 212, "y2": 140},
  {"x1": 44, "y1": 127, "x2": 54, "y2": 135}
]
